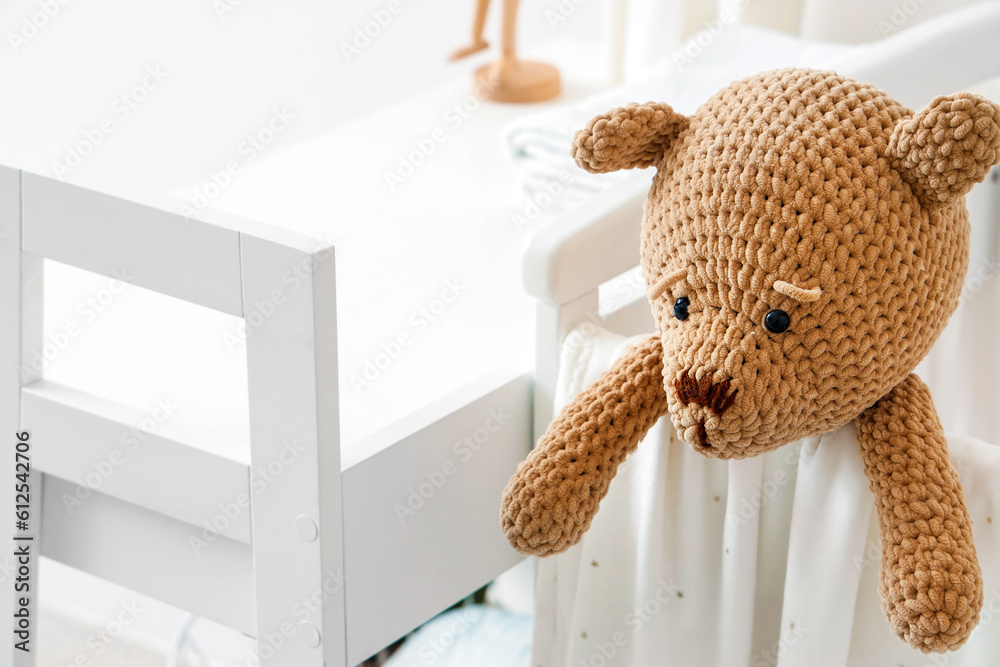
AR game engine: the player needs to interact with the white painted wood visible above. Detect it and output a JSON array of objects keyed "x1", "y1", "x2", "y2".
[
  {"x1": 16, "y1": 280, "x2": 43, "y2": 667},
  {"x1": 342, "y1": 365, "x2": 531, "y2": 470},
  {"x1": 0, "y1": 167, "x2": 14, "y2": 667},
  {"x1": 523, "y1": 174, "x2": 649, "y2": 305},
  {"x1": 20, "y1": 173, "x2": 243, "y2": 317},
  {"x1": 533, "y1": 292, "x2": 600, "y2": 441},
  {"x1": 39, "y1": 475, "x2": 256, "y2": 634},
  {"x1": 6, "y1": 169, "x2": 44, "y2": 667},
  {"x1": 342, "y1": 372, "x2": 531, "y2": 665},
  {"x1": 601, "y1": 293, "x2": 656, "y2": 339},
  {"x1": 18, "y1": 255, "x2": 43, "y2": 400},
  {"x1": 22, "y1": 380, "x2": 251, "y2": 543},
  {"x1": 240, "y1": 235, "x2": 345, "y2": 667},
  {"x1": 0, "y1": 167, "x2": 27, "y2": 667}
]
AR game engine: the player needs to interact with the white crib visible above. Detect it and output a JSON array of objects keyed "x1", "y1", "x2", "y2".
[
  {"x1": 0, "y1": 172, "x2": 531, "y2": 667},
  {"x1": 3, "y1": 2, "x2": 999, "y2": 666}
]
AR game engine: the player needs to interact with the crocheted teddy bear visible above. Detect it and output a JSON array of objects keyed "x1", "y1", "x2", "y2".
[{"x1": 501, "y1": 68, "x2": 1000, "y2": 653}]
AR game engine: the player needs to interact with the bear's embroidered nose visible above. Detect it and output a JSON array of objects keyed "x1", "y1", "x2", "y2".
[{"x1": 673, "y1": 372, "x2": 737, "y2": 415}]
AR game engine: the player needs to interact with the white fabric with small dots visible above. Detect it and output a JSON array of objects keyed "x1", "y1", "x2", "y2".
[{"x1": 530, "y1": 326, "x2": 1000, "y2": 667}]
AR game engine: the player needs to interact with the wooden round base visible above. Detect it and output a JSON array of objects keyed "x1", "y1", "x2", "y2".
[{"x1": 473, "y1": 60, "x2": 561, "y2": 103}]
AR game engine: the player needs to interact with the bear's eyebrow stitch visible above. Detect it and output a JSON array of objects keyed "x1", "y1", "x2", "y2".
[
  {"x1": 773, "y1": 280, "x2": 822, "y2": 302},
  {"x1": 647, "y1": 268, "x2": 688, "y2": 300}
]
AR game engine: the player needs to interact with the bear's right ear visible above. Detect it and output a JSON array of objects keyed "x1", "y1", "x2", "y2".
[
  {"x1": 572, "y1": 102, "x2": 689, "y2": 173},
  {"x1": 890, "y1": 92, "x2": 1000, "y2": 208}
]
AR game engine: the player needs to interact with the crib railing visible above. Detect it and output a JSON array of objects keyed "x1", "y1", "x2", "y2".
[
  {"x1": 523, "y1": 173, "x2": 656, "y2": 440},
  {"x1": 1, "y1": 168, "x2": 346, "y2": 666}
]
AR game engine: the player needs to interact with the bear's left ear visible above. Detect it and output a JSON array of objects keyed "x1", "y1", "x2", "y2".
[
  {"x1": 890, "y1": 93, "x2": 1000, "y2": 208},
  {"x1": 572, "y1": 102, "x2": 690, "y2": 173}
]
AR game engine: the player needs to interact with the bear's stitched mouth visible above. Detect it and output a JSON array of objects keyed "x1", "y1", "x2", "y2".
[
  {"x1": 696, "y1": 420, "x2": 710, "y2": 448},
  {"x1": 673, "y1": 371, "x2": 737, "y2": 415}
]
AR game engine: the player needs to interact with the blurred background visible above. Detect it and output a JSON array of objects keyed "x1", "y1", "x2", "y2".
[{"x1": 2, "y1": 0, "x2": 998, "y2": 665}]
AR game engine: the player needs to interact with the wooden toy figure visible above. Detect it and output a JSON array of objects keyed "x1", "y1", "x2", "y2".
[{"x1": 451, "y1": 0, "x2": 560, "y2": 103}]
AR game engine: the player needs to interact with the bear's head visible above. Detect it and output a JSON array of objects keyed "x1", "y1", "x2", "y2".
[{"x1": 573, "y1": 68, "x2": 1000, "y2": 459}]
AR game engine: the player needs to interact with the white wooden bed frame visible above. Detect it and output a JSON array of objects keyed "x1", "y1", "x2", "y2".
[{"x1": 2, "y1": 3, "x2": 999, "y2": 665}]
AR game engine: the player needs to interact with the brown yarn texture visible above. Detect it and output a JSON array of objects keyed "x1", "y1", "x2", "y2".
[
  {"x1": 857, "y1": 374, "x2": 982, "y2": 652},
  {"x1": 890, "y1": 92, "x2": 1000, "y2": 205},
  {"x1": 501, "y1": 335, "x2": 667, "y2": 556},
  {"x1": 501, "y1": 68, "x2": 1000, "y2": 652},
  {"x1": 571, "y1": 102, "x2": 689, "y2": 173}
]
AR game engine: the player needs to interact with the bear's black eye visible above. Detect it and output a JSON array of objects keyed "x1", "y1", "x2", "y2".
[
  {"x1": 673, "y1": 297, "x2": 690, "y2": 321},
  {"x1": 764, "y1": 309, "x2": 790, "y2": 333}
]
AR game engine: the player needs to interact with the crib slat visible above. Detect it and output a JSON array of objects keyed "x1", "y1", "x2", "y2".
[
  {"x1": 23, "y1": 380, "x2": 252, "y2": 543},
  {"x1": 20, "y1": 173, "x2": 244, "y2": 316},
  {"x1": 241, "y1": 235, "x2": 344, "y2": 667},
  {"x1": 533, "y1": 292, "x2": 599, "y2": 442},
  {"x1": 40, "y1": 475, "x2": 256, "y2": 635},
  {"x1": 523, "y1": 174, "x2": 648, "y2": 305},
  {"x1": 600, "y1": 292, "x2": 656, "y2": 339}
]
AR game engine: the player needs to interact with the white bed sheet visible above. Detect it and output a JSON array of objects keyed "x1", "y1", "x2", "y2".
[{"x1": 531, "y1": 325, "x2": 1000, "y2": 667}]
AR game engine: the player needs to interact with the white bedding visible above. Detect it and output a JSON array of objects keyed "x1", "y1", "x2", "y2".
[
  {"x1": 530, "y1": 326, "x2": 1000, "y2": 667},
  {"x1": 503, "y1": 26, "x2": 860, "y2": 207}
]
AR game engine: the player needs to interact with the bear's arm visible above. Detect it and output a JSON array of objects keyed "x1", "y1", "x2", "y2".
[
  {"x1": 855, "y1": 374, "x2": 982, "y2": 653},
  {"x1": 500, "y1": 335, "x2": 669, "y2": 556}
]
